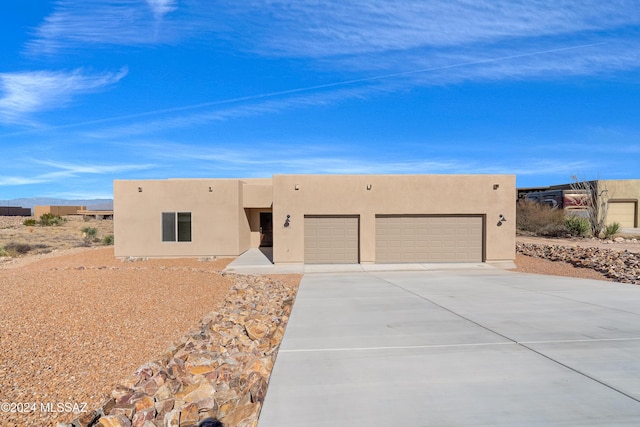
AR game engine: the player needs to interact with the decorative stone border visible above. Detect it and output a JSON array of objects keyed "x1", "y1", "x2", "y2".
[
  {"x1": 56, "y1": 273, "x2": 298, "y2": 427},
  {"x1": 517, "y1": 242, "x2": 640, "y2": 285}
]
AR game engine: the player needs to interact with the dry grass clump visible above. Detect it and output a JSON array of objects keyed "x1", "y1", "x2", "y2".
[{"x1": 516, "y1": 200, "x2": 567, "y2": 236}]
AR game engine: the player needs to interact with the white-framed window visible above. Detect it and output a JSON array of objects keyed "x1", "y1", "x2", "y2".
[{"x1": 162, "y1": 212, "x2": 192, "y2": 242}]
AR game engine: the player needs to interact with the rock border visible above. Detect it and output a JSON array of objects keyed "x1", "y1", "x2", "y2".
[
  {"x1": 57, "y1": 273, "x2": 297, "y2": 427},
  {"x1": 517, "y1": 242, "x2": 640, "y2": 285}
]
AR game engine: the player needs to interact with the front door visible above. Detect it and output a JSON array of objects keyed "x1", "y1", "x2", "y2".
[{"x1": 260, "y1": 212, "x2": 273, "y2": 247}]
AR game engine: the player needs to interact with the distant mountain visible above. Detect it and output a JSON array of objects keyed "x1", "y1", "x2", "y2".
[{"x1": 0, "y1": 198, "x2": 113, "y2": 210}]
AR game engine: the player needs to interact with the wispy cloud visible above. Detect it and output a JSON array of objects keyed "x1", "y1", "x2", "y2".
[
  {"x1": 33, "y1": 160, "x2": 154, "y2": 177},
  {"x1": 77, "y1": 38, "x2": 637, "y2": 138},
  {"x1": 146, "y1": 0, "x2": 176, "y2": 20},
  {"x1": 131, "y1": 141, "x2": 591, "y2": 178},
  {"x1": 0, "y1": 160, "x2": 154, "y2": 187},
  {"x1": 231, "y1": 1, "x2": 640, "y2": 57},
  {"x1": 18, "y1": 0, "x2": 640, "y2": 135},
  {"x1": 0, "y1": 68, "x2": 127, "y2": 125},
  {"x1": 26, "y1": 0, "x2": 203, "y2": 55}
]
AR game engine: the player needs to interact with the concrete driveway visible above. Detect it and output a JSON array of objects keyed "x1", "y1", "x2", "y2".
[{"x1": 258, "y1": 268, "x2": 640, "y2": 426}]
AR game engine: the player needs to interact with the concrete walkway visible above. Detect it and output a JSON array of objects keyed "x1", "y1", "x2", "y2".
[
  {"x1": 224, "y1": 248, "x2": 513, "y2": 274},
  {"x1": 258, "y1": 268, "x2": 640, "y2": 426}
]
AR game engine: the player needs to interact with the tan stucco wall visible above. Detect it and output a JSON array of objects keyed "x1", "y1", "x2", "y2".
[
  {"x1": 114, "y1": 174, "x2": 516, "y2": 262},
  {"x1": 272, "y1": 174, "x2": 516, "y2": 263},
  {"x1": 600, "y1": 180, "x2": 640, "y2": 227},
  {"x1": 242, "y1": 184, "x2": 273, "y2": 208},
  {"x1": 114, "y1": 179, "x2": 251, "y2": 258}
]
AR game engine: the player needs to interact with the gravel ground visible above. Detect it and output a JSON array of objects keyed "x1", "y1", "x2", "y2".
[
  {"x1": 513, "y1": 253, "x2": 612, "y2": 282},
  {"x1": 0, "y1": 247, "x2": 236, "y2": 427}
]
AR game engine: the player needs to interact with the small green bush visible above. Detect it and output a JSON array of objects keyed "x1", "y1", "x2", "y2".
[
  {"x1": 604, "y1": 222, "x2": 621, "y2": 239},
  {"x1": 0, "y1": 246, "x2": 8, "y2": 257},
  {"x1": 81, "y1": 227, "x2": 98, "y2": 244},
  {"x1": 516, "y1": 200, "x2": 567, "y2": 236},
  {"x1": 102, "y1": 235, "x2": 114, "y2": 245},
  {"x1": 39, "y1": 213, "x2": 65, "y2": 226},
  {"x1": 23, "y1": 218, "x2": 37, "y2": 226},
  {"x1": 565, "y1": 216, "x2": 590, "y2": 237}
]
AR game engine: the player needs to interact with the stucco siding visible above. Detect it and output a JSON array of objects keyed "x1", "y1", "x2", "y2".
[
  {"x1": 114, "y1": 179, "x2": 246, "y2": 257},
  {"x1": 272, "y1": 174, "x2": 515, "y2": 264}
]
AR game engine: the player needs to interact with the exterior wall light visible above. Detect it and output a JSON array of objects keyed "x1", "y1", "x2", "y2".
[
  {"x1": 295, "y1": 184, "x2": 300, "y2": 191},
  {"x1": 208, "y1": 187, "x2": 213, "y2": 192},
  {"x1": 497, "y1": 214, "x2": 507, "y2": 226},
  {"x1": 367, "y1": 184, "x2": 372, "y2": 190},
  {"x1": 138, "y1": 187, "x2": 142, "y2": 192},
  {"x1": 284, "y1": 214, "x2": 291, "y2": 228},
  {"x1": 493, "y1": 184, "x2": 500, "y2": 190}
]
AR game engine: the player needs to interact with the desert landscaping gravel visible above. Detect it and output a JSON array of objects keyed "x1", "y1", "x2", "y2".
[{"x1": 0, "y1": 247, "x2": 237, "y2": 427}]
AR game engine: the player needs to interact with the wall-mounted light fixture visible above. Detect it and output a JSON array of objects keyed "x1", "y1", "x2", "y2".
[
  {"x1": 367, "y1": 184, "x2": 373, "y2": 190},
  {"x1": 208, "y1": 186, "x2": 213, "y2": 192},
  {"x1": 138, "y1": 187, "x2": 143, "y2": 192},
  {"x1": 497, "y1": 214, "x2": 507, "y2": 226},
  {"x1": 284, "y1": 214, "x2": 291, "y2": 228},
  {"x1": 294, "y1": 184, "x2": 300, "y2": 191},
  {"x1": 493, "y1": 184, "x2": 500, "y2": 190}
]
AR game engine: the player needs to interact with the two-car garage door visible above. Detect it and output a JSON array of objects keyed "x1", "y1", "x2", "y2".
[
  {"x1": 376, "y1": 215, "x2": 483, "y2": 263},
  {"x1": 304, "y1": 214, "x2": 484, "y2": 264}
]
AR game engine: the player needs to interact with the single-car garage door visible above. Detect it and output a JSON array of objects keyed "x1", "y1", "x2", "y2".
[
  {"x1": 607, "y1": 201, "x2": 637, "y2": 228},
  {"x1": 305, "y1": 216, "x2": 359, "y2": 263},
  {"x1": 376, "y1": 215, "x2": 483, "y2": 263}
]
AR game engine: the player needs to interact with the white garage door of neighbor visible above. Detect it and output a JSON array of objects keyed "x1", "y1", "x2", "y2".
[
  {"x1": 607, "y1": 202, "x2": 636, "y2": 228},
  {"x1": 376, "y1": 215, "x2": 483, "y2": 263},
  {"x1": 304, "y1": 216, "x2": 359, "y2": 264}
]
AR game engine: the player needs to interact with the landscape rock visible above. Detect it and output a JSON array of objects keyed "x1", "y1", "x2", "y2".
[
  {"x1": 72, "y1": 273, "x2": 298, "y2": 427},
  {"x1": 96, "y1": 415, "x2": 132, "y2": 427},
  {"x1": 178, "y1": 402, "x2": 199, "y2": 426},
  {"x1": 517, "y1": 242, "x2": 640, "y2": 285}
]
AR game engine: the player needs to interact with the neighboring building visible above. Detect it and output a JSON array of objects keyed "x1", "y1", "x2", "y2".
[
  {"x1": 34, "y1": 205, "x2": 86, "y2": 218},
  {"x1": 524, "y1": 180, "x2": 640, "y2": 228},
  {"x1": 114, "y1": 174, "x2": 515, "y2": 264},
  {"x1": 602, "y1": 180, "x2": 640, "y2": 227},
  {"x1": 0, "y1": 206, "x2": 31, "y2": 216}
]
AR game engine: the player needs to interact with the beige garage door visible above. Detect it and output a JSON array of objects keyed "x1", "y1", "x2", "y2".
[
  {"x1": 304, "y1": 216, "x2": 359, "y2": 264},
  {"x1": 376, "y1": 215, "x2": 483, "y2": 263},
  {"x1": 607, "y1": 202, "x2": 636, "y2": 228}
]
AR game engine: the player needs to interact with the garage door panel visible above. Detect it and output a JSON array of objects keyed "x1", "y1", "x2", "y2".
[
  {"x1": 607, "y1": 202, "x2": 636, "y2": 228},
  {"x1": 376, "y1": 215, "x2": 483, "y2": 263},
  {"x1": 305, "y1": 216, "x2": 359, "y2": 264}
]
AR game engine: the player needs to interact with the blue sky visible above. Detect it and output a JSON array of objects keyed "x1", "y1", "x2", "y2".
[{"x1": 1, "y1": 1, "x2": 640, "y2": 200}]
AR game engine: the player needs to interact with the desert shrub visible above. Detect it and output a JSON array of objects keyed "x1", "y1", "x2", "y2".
[
  {"x1": 81, "y1": 226, "x2": 98, "y2": 244},
  {"x1": 102, "y1": 234, "x2": 114, "y2": 245},
  {"x1": 39, "y1": 213, "x2": 65, "y2": 226},
  {"x1": 604, "y1": 222, "x2": 621, "y2": 239},
  {"x1": 565, "y1": 215, "x2": 590, "y2": 237},
  {"x1": 4, "y1": 242, "x2": 33, "y2": 255},
  {"x1": 0, "y1": 246, "x2": 8, "y2": 257},
  {"x1": 23, "y1": 218, "x2": 37, "y2": 226},
  {"x1": 516, "y1": 200, "x2": 567, "y2": 236}
]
